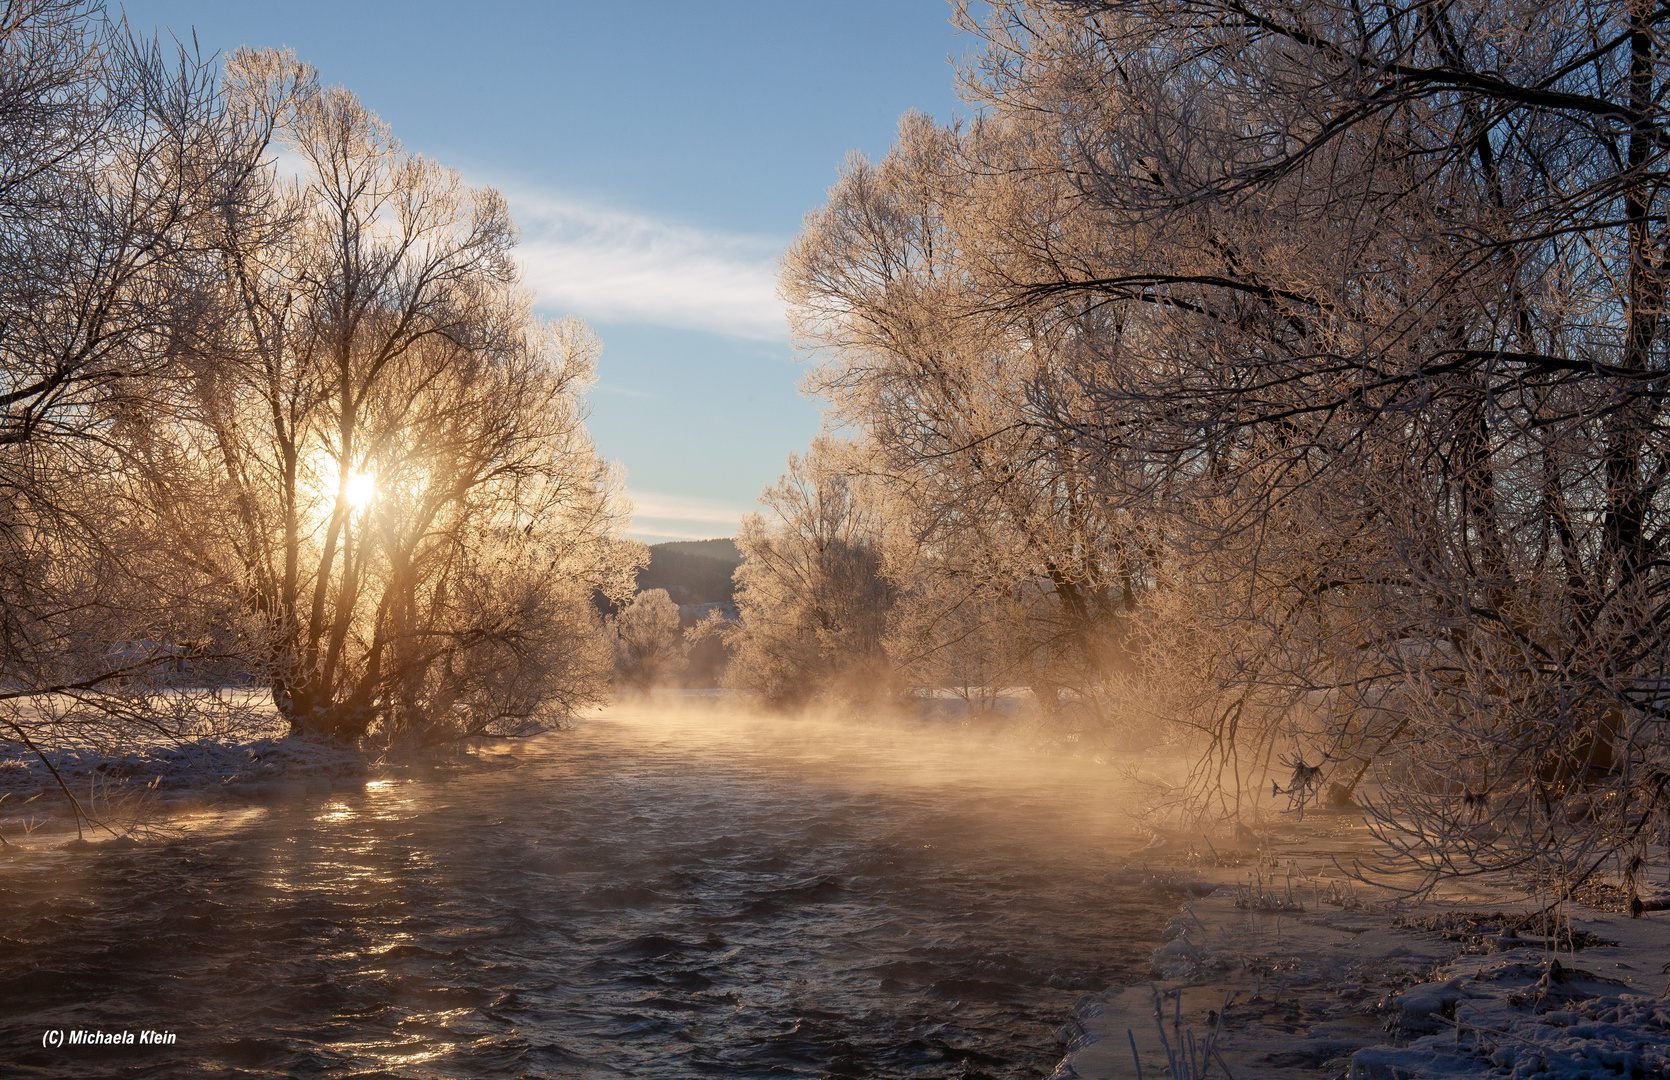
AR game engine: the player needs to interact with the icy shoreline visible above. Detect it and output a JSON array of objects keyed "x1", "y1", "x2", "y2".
[
  {"x1": 1056, "y1": 820, "x2": 1670, "y2": 1079},
  {"x1": 0, "y1": 735, "x2": 373, "y2": 840}
]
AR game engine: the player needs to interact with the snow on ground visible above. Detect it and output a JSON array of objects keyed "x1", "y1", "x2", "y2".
[
  {"x1": 0, "y1": 732, "x2": 371, "y2": 838},
  {"x1": 1055, "y1": 812, "x2": 1670, "y2": 1080}
]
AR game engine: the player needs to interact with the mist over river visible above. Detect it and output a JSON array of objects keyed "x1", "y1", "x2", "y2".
[{"x1": 2, "y1": 701, "x2": 1179, "y2": 1078}]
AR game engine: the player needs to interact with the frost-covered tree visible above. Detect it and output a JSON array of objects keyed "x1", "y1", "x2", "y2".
[
  {"x1": 949, "y1": 0, "x2": 1670, "y2": 893},
  {"x1": 0, "y1": 2, "x2": 281, "y2": 827},
  {"x1": 727, "y1": 442, "x2": 896, "y2": 709},
  {"x1": 146, "y1": 51, "x2": 639, "y2": 747},
  {"x1": 781, "y1": 0, "x2": 1670, "y2": 896},
  {"x1": 611, "y1": 589, "x2": 688, "y2": 693},
  {"x1": 0, "y1": 12, "x2": 636, "y2": 835},
  {"x1": 781, "y1": 117, "x2": 1156, "y2": 722}
]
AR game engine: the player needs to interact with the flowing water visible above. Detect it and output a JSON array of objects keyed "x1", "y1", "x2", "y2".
[{"x1": 1, "y1": 701, "x2": 1179, "y2": 1078}]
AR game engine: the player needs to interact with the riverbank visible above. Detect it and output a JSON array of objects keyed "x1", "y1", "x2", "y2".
[
  {"x1": 1058, "y1": 814, "x2": 1670, "y2": 1079},
  {"x1": 0, "y1": 734, "x2": 371, "y2": 840}
]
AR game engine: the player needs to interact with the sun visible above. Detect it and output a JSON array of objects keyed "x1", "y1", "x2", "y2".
[
  {"x1": 299, "y1": 449, "x2": 378, "y2": 522},
  {"x1": 344, "y1": 469, "x2": 376, "y2": 509}
]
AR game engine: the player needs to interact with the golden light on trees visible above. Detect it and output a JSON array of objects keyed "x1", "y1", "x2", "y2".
[
  {"x1": 773, "y1": 0, "x2": 1670, "y2": 898},
  {"x1": 300, "y1": 451, "x2": 376, "y2": 520},
  {"x1": 142, "y1": 51, "x2": 643, "y2": 747}
]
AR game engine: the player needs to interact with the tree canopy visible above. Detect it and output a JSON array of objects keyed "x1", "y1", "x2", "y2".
[{"x1": 773, "y1": 0, "x2": 1670, "y2": 898}]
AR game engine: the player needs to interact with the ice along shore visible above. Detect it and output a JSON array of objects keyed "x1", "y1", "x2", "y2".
[{"x1": 1055, "y1": 812, "x2": 1670, "y2": 1079}]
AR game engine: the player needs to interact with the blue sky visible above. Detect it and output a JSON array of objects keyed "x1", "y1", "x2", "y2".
[{"x1": 118, "y1": 1, "x2": 978, "y2": 542}]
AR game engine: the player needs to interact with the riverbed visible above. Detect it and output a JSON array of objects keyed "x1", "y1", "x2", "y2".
[{"x1": 1, "y1": 699, "x2": 1179, "y2": 1078}]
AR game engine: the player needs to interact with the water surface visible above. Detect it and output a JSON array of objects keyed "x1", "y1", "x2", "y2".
[{"x1": 1, "y1": 702, "x2": 1177, "y2": 1078}]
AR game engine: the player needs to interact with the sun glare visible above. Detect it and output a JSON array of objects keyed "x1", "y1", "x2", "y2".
[{"x1": 345, "y1": 469, "x2": 376, "y2": 509}]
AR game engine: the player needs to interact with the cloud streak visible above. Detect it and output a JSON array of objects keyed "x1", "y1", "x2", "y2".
[
  {"x1": 625, "y1": 489, "x2": 753, "y2": 542},
  {"x1": 504, "y1": 187, "x2": 789, "y2": 341}
]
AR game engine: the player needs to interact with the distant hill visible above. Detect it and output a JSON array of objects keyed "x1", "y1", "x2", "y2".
[
  {"x1": 636, "y1": 538, "x2": 741, "y2": 605},
  {"x1": 652, "y1": 538, "x2": 740, "y2": 563}
]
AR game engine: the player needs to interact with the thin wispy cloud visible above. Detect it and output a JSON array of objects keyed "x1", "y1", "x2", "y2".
[
  {"x1": 504, "y1": 187, "x2": 789, "y2": 341},
  {"x1": 630, "y1": 524, "x2": 735, "y2": 543},
  {"x1": 626, "y1": 489, "x2": 752, "y2": 542}
]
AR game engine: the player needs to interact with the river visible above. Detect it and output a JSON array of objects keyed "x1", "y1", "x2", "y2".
[{"x1": 1, "y1": 700, "x2": 1179, "y2": 1078}]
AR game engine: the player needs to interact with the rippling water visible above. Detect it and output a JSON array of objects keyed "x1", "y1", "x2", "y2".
[{"x1": 1, "y1": 701, "x2": 1180, "y2": 1078}]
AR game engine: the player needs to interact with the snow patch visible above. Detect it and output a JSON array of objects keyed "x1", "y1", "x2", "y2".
[{"x1": 1052, "y1": 818, "x2": 1670, "y2": 1079}]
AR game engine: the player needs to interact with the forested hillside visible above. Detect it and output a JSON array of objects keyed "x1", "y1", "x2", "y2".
[{"x1": 636, "y1": 540, "x2": 741, "y2": 605}]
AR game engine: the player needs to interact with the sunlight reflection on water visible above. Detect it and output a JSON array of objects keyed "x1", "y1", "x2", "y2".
[{"x1": 1, "y1": 701, "x2": 1183, "y2": 1078}]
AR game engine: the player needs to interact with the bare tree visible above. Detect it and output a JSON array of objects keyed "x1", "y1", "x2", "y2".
[{"x1": 884, "y1": 567, "x2": 1033, "y2": 714}]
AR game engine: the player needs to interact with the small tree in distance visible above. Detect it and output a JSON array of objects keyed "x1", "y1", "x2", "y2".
[
  {"x1": 726, "y1": 442, "x2": 896, "y2": 710},
  {"x1": 612, "y1": 589, "x2": 688, "y2": 694}
]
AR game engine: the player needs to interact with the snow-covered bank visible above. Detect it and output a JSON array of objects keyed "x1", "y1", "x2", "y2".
[
  {"x1": 0, "y1": 735, "x2": 371, "y2": 840},
  {"x1": 1056, "y1": 818, "x2": 1670, "y2": 1079}
]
